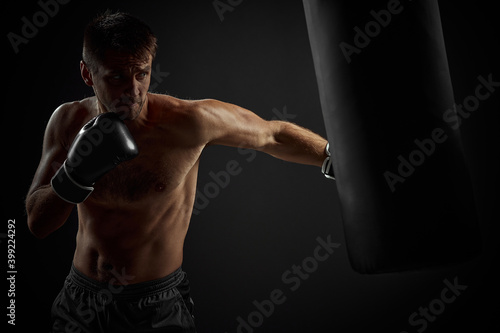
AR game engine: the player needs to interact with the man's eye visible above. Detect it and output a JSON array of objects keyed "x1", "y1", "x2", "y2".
[
  {"x1": 107, "y1": 74, "x2": 123, "y2": 83},
  {"x1": 137, "y1": 72, "x2": 148, "y2": 79}
]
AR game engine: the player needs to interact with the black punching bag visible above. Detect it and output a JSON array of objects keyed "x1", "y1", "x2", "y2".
[{"x1": 303, "y1": 0, "x2": 481, "y2": 273}]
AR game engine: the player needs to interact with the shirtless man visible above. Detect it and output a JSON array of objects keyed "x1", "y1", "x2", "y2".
[{"x1": 26, "y1": 12, "x2": 334, "y2": 332}]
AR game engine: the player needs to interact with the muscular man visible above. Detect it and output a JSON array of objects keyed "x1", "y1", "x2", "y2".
[{"x1": 26, "y1": 12, "x2": 334, "y2": 332}]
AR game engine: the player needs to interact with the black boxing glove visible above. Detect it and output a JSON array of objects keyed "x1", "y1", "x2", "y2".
[{"x1": 51, "y1": 112, "x2": 139, "y2": 204}]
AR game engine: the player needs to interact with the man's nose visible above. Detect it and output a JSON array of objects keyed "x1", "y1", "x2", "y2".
[{"x1": 125, "y1": 77, "x2": 141, "y2": 97}]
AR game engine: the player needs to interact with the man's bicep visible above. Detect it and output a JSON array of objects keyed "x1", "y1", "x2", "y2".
[
  {"x1": 29, "y1": 144, "x2": 67, "y2": 195},
  {"x1": 197, "y1": 99, "x2": 275, "y2": 149},
  {"x1": 27, "y1": 106, "x2": 69, "y2": 196}
]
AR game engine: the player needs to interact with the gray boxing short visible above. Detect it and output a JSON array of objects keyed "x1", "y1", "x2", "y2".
[{"x1": 51, "y1": 264, "x2": 196, "y2": 332}]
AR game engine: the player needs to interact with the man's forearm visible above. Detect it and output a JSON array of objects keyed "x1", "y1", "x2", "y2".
[
  {"x1": 26, "y1": 185, "x2": 74, "y2": 239},
  {"x1": 264, "y1": 121, "x2": 328, "y2": 167}
]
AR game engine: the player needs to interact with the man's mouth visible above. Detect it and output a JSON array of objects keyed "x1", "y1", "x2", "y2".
[
  {"x1": 114, "y1": 99, "x2": 141, "y2": 112},
  {"x1": 113, "y1": 94, "x2": 141, "y2": 106},
  {"x1": 117, "y1": 102, "x2": 137, "y2": 108},
  {"x1": 112, "y1": 100, "x2": 143, "y2": 120},
  {"x1": 119, "y1": 99, "x2": 140, "y2": 106}
]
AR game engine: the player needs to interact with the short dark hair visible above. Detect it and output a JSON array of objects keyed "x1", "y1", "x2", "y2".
[{"x1": 82, "y1": 11, "x2": 157, "y2": 73}]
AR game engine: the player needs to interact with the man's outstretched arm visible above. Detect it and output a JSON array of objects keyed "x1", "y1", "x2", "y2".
[{"x1": 193, "y1": 99, "x2": 328, "y2": 167}]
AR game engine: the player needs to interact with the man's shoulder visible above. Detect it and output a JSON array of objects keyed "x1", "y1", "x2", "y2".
[
  {"x1": 46, "y1": 97, "x2": 96, "y2": 149},
  {"x1": 51, "y1": 97, "x2": 95, "y2": 124},
  {"x1": 148, "y1": 93, "x2": 194, "y2": 112},
  {"x1": 147, "y1": 93, "x2": 208, "y2": 124},
  {"x1": 147, "y1": 93, "x2": 217, "y2": 143}
]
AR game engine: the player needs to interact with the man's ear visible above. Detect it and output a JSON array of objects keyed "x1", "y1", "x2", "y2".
[{"x1": 80, "y1": 60, "x2": 94, "y2": 87}]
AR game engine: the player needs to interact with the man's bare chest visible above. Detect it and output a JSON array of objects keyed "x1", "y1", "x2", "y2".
[{"x1": 88, "y1": 131, "x2": 201, "y2": 204}]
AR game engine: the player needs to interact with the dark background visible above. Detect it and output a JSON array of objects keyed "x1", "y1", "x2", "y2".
[{"x1": 4, "y1": 0, "x2": 499, "y2": 332}]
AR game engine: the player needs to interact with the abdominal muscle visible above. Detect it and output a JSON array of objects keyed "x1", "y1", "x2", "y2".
[{"x1": 72, "y1": 167, "x2": 198, "y2": 284}]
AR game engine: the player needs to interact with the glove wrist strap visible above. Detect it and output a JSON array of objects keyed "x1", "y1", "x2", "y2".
[
  {"x1": 51, "y1": 162, "x2": 94, "y2": 204},
  {"x1": 321, "y1": 143, "x2": 335, "y2": 180}
]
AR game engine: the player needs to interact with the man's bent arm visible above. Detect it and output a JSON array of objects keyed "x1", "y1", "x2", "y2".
[
  {"x1": 195, "y1": 99, "x2": 328, "y2": 166},
  {"x1": 26, "y1": 185, "x2": 74, "y2": 239},
  {"x1": 26, "y1": 104, "x2": 78, "y2": 239}
]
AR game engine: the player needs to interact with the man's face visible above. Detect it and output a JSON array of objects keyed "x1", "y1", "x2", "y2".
[{"x1": 82, "y1": 50, "x2": 152, "y2": 120}]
